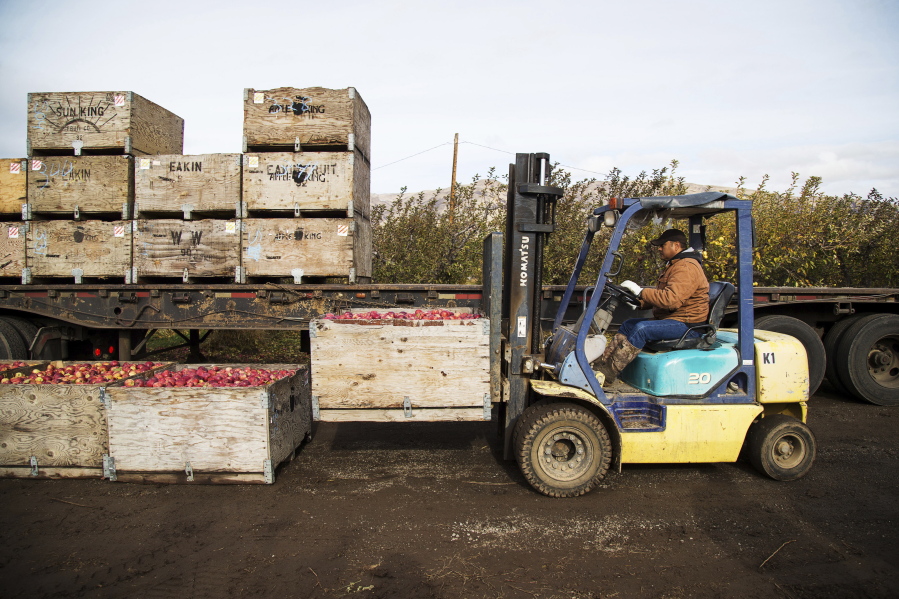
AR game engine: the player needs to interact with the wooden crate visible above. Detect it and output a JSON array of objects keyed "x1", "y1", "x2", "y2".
[
  {"x1": 242, "y1": 150, "x2": 369, "y2": 217},
  {"x1": 134, "y1": 153, "x2": 242, "y2": 218},
  {"x1": 310, "y1": 318, "x2": 491, "y2": 422},
  {"x1": 0, "y1": 360, "x2": 172, "y2": 479},
  {"x1": 0, "y1": 158, "x2": 27, "y2": 215},
  {"x1": 104, "y1": 364, "x2": 311, "y2": 484},
  {"x1": 243, "y1": 87, "x2": 371, "y2": 160},
  {"x1": 242, "y1": 216, "x2": 371, "y2": 282},
  {"x1": 27, "y1": 91, "x2": 184, "y2": 156},
  {"x1": 26, "y1": 156, "x2": 133, "y2": 218},
  {"x1": 0, "y1": 222, "x2": 26, "y2": 278},
  {"x1": 25, "y1": 220, "x2": 131, "y2": 282},
  {"x1": 133, "y1": 219, "x2": 240, "y2": 280}
]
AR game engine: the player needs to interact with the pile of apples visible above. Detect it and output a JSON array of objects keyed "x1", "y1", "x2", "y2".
[
  {"x1": 0, "y1": 361, "x2": 31, "y2": 371},
  {"x1": 0, "y1": 361, "x2": 163, "y2": 385},
  {"x1": 129, "y1": 366, "x2": 293, "y2": 388},
  {"x1": 323, "y1": 309, "x2": 480, "y2": 321}
]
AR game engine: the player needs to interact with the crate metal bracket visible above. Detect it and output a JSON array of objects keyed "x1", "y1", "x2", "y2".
[
  {"x1": 73, "y1": 205, "x2": 80, "y2": 220},
  {"x1": 291, "y1": 269, "x2": 304, "y2": 284},
  {"x1": 483, "y1": 393, "x2": 492, "y2": 421},
  {"x1": 122, "y1": 202, "x2": 130, "y2": 220},
  {"x1": 308, "y1": 321, "x2": 317, "y2": 338},
  {"x1": 311, "y1": 396, "x2": 320, "y2": 420},
  {"x1": 99, "y1": 386, "x2": 110, "y2": 409},
  {"x1": 294, "y1": 137, "x2": 301, "y2": 152},
  {"x1": 348, "y1": 133, "x2": 355, "y2": 153},
  {"x1": 21, "y1": 203, "x2": 32, "y2": 221},
  {"x1": 294, "y1": 203, "x2": 301, "y2": 218},
  {"x1": 182, "y1": 269, "x2": 190, "y2": 283},
  {"x1": 481, "y1": 319, "x2": 490, "y2": 335},
  {"x1": 103, "y1": 455, "x2": 117, "y2": 481},
  {"x1": 260, "y1": 391, "x2": 270, "y2": 409},
  {"x1": 185, "y1": 462, "x2": 194, "y2": 482},
  {"x1": 181, "y1": 203, "x2": 193, "y2": 220},
  {"x1": 349, "y1": 268, "x2": 356, "y2": 284},
  {"x1": 72, "y1": 139, "x2": 83, "y2": 156},
  {"x1": 30, "y1": 456, "x2": 39, "y2": 477},
  {"x1": 72, "y1": 268, "x2": 84, "y2": 284},
  {"x1": 235, "y1": 266, "x2": 246, "y2": 284},
  {"x1": 21, "y1": 268, "x2": 31, "y2": 285},
  {"x1": 263, "y1": 460, "x2": 274, "y2": 484},
  {"x1": 403, "y1": 396, "x2": 413, "y2": 418},
  {"x1": 347, "y1": 200, "x2": 353, "y2": 218}
]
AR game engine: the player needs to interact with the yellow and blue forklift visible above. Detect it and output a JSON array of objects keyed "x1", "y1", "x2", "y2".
[{"x1": 490, "y1": 153, "x2": 815, "y2": 497}]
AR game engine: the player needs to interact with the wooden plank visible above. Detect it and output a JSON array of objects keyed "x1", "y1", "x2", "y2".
[
  {"x1": 27, "y1": 220, "x2": 131, "y2": 279},
  {"x1": 0, "y1": 466, "x2": 103, "y2": 479},
  {"x1": 27, "y1": 91, "x2": 183, "y2": 156},
  {"x1": 242, "y1": 216, "x2": 371, "y2": 280},
  {"x1": 112, "y1": 471, "x2": 268, "y2": 485},
  {"x1": 242, "y1": 151, "x2": 369, "y2": 217},
  {"x1": 134, "y1": 154, "x2": 242, "y2": 216},
  {"x1": 266, "y1": 366, "x2": 311, "y2": 467},
  {"x1": 27, "y1": 156, "x2": 132, "y2": 216},
  {"x1": 0, "y1": 383, "x2": 108, "y2": 468},
  {"x1": 310, "y1": 319, "x2": 490, "y2": 409},
  {"x1": 133, "y1": 219, "x2": 239, "y2": 279},
  {"x1": 318, "y1": 408, "x2": 488, "y2": 422},
  {"x1": 0, "y1": 223, "x2": 25, "y2": 277},
  {"x1": 0, "y1": 158, "x2": 27, "y2": 214},
  {"x1": 243, "y1": 87, "x2": 371, "y2": 160},
  {"x1": 130, "y1": 93, "x2": 186, "y2": 156},
  {"x1": 106, "y1": 386, "x2": 269, "y2": 472}
]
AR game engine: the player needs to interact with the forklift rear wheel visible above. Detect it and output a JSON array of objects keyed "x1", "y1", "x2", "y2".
[
  {"x1": 513, "y1": 402, "x2": 611, "y2": 498},
  {"x1": 747, "y1": 414, "x2": 816, "y2": 481}
]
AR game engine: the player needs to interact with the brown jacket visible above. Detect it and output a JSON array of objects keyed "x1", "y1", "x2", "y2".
[{"x1": 639, "y1": 249, "x2": 710, "y2": 323}]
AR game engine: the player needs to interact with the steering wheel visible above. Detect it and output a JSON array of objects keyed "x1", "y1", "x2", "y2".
[{"x1": 605, "y1": 281, "x2": 642, "y2": 307}]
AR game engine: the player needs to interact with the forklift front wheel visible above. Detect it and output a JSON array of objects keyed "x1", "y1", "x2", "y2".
[
  {"x1": 747, "y1": 414, "x2": 817, "y2": 481},
  {"x1": 513, "y1": 402, "x2": 612, "y2": 498}
]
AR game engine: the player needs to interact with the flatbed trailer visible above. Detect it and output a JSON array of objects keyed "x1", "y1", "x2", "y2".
[{"x1": 0, "y1": 282, "x2": 895, "y2": 404}]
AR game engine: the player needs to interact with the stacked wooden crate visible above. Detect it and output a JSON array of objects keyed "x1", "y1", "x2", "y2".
[
  {"x1": 133, "y1": 153, "x2": 242, "y2": 282},
  {"x1": 0, "y1": 159, "x2": 27, "y2": 280},
  {"x1": 23, "y1": 92, "x2": 184, "y2": 283},
  {"x1": 241, "y1": 87, "x2": 372, "y2": 283}
]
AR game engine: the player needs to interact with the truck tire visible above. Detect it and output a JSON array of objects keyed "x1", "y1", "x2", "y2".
[
  {"x1": 0, "y1": 319, "x2": 28, "y2": 360},
  {"x1": 0, "y1": 316, "x2": 38, "y2": 355},
  {"x1": 823, "y1": 314, "x2": 865, "y2": 395},
  {"x1": 747, "y1": 414, "x2": 816, "y2": 481},
  {"x1": 513, "y1": 402, "x2": 611, "y2": 498},
  {"x1": 834, "y1": 313, "x2": 899, "y2": 406},
  {"x1": 755, "y1": 315, "x2": 825, "y2": 396}
]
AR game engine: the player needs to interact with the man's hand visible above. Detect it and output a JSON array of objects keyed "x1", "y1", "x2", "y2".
[{"x1": 621, "y1": 280, "x2": 643, "y2": 298}]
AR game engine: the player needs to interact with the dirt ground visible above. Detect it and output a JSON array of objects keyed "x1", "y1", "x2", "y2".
[{"x1": 1, "y1": 382, "x2": 897, "y2": 599}]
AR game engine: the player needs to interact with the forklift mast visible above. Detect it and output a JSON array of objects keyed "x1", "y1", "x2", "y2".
[{"x1": 499, "y1": 153, "x2": 563, "y2": 457}]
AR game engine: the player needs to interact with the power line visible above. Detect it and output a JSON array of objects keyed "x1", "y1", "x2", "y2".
[
  {"x1": 372, "y1": 142, "x2": 452, "y2": 170},
  {"x1": 373, "y1": 137, "x2": 611, "y2": 178}
]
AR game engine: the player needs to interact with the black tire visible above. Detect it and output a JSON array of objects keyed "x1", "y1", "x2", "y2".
[
  {"x1": 747, "y1": 414, "x2": 816, "y2": 481},
  {"x1": 513, "y1": 402, "x2": 611, "y2": 498},
  {"x1": 0, "y1": 319, "x2": 28, "y2": 360},
  {"x1": 755, "y1": 315, "x2": 826, "y2": 396},
  {"x1": 823, "y1": 314, "x2": 865, "y2": 395},
  {"x1": 834, "y1": 313, "x2": 899, "y2": 406},
  {"x1": 0, "y1": 316, "x2": 39, "y2": 355}
]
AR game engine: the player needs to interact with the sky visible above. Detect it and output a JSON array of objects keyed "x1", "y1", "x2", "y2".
[{"x1": 1, "y1": 0, "x2": 897, "y2": 197}]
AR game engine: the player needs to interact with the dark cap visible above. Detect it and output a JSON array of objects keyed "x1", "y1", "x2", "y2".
[{"x1": 650, "y1": 229, "x2": 688, "y2": 247}]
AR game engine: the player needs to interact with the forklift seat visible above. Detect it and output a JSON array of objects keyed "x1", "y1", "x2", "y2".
[{"x1": 644, "y1": 281, "x2": 735, "y2": 351}]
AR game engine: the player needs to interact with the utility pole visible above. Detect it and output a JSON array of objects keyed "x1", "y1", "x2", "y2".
[{"x1": 449, "y1": 133, "x2": 459, "y2": 224}]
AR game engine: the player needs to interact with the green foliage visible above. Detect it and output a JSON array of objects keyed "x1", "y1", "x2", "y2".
[
  {"x1": 372, "y1": 162, "x2": 899, "y2": 289},
  {"x1": 703, "y1": 173, "x2": 899, "y2": 287}
]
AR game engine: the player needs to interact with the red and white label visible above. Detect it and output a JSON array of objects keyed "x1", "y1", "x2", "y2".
[
  {"x1": 31, "y1": 160, "x2": 42, "y2": 171},
  {"x1": 114, "y1": 225, "x2": 125, "y2": 238},
  {"x1": 8, "y1": 226, "x2": 19, "y2": 239},
  {"x1": 336, "y1": 224, "x2": 349, "y2": 237},
  {"x1": 114, "y1": 94, "x2": 125, "y2": 107},
  {"x1": 9, "y1": 162, "x2": 20, "y2": 174}
]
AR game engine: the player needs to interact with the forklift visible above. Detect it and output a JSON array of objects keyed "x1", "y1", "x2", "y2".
[{"x1": 489, "y1": 153, "x2": 816, "y2": 497}]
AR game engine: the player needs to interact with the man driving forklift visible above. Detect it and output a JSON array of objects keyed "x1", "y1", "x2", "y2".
[{"x1": 594, "y1": 228, "x2": 710, "y2": 383}]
